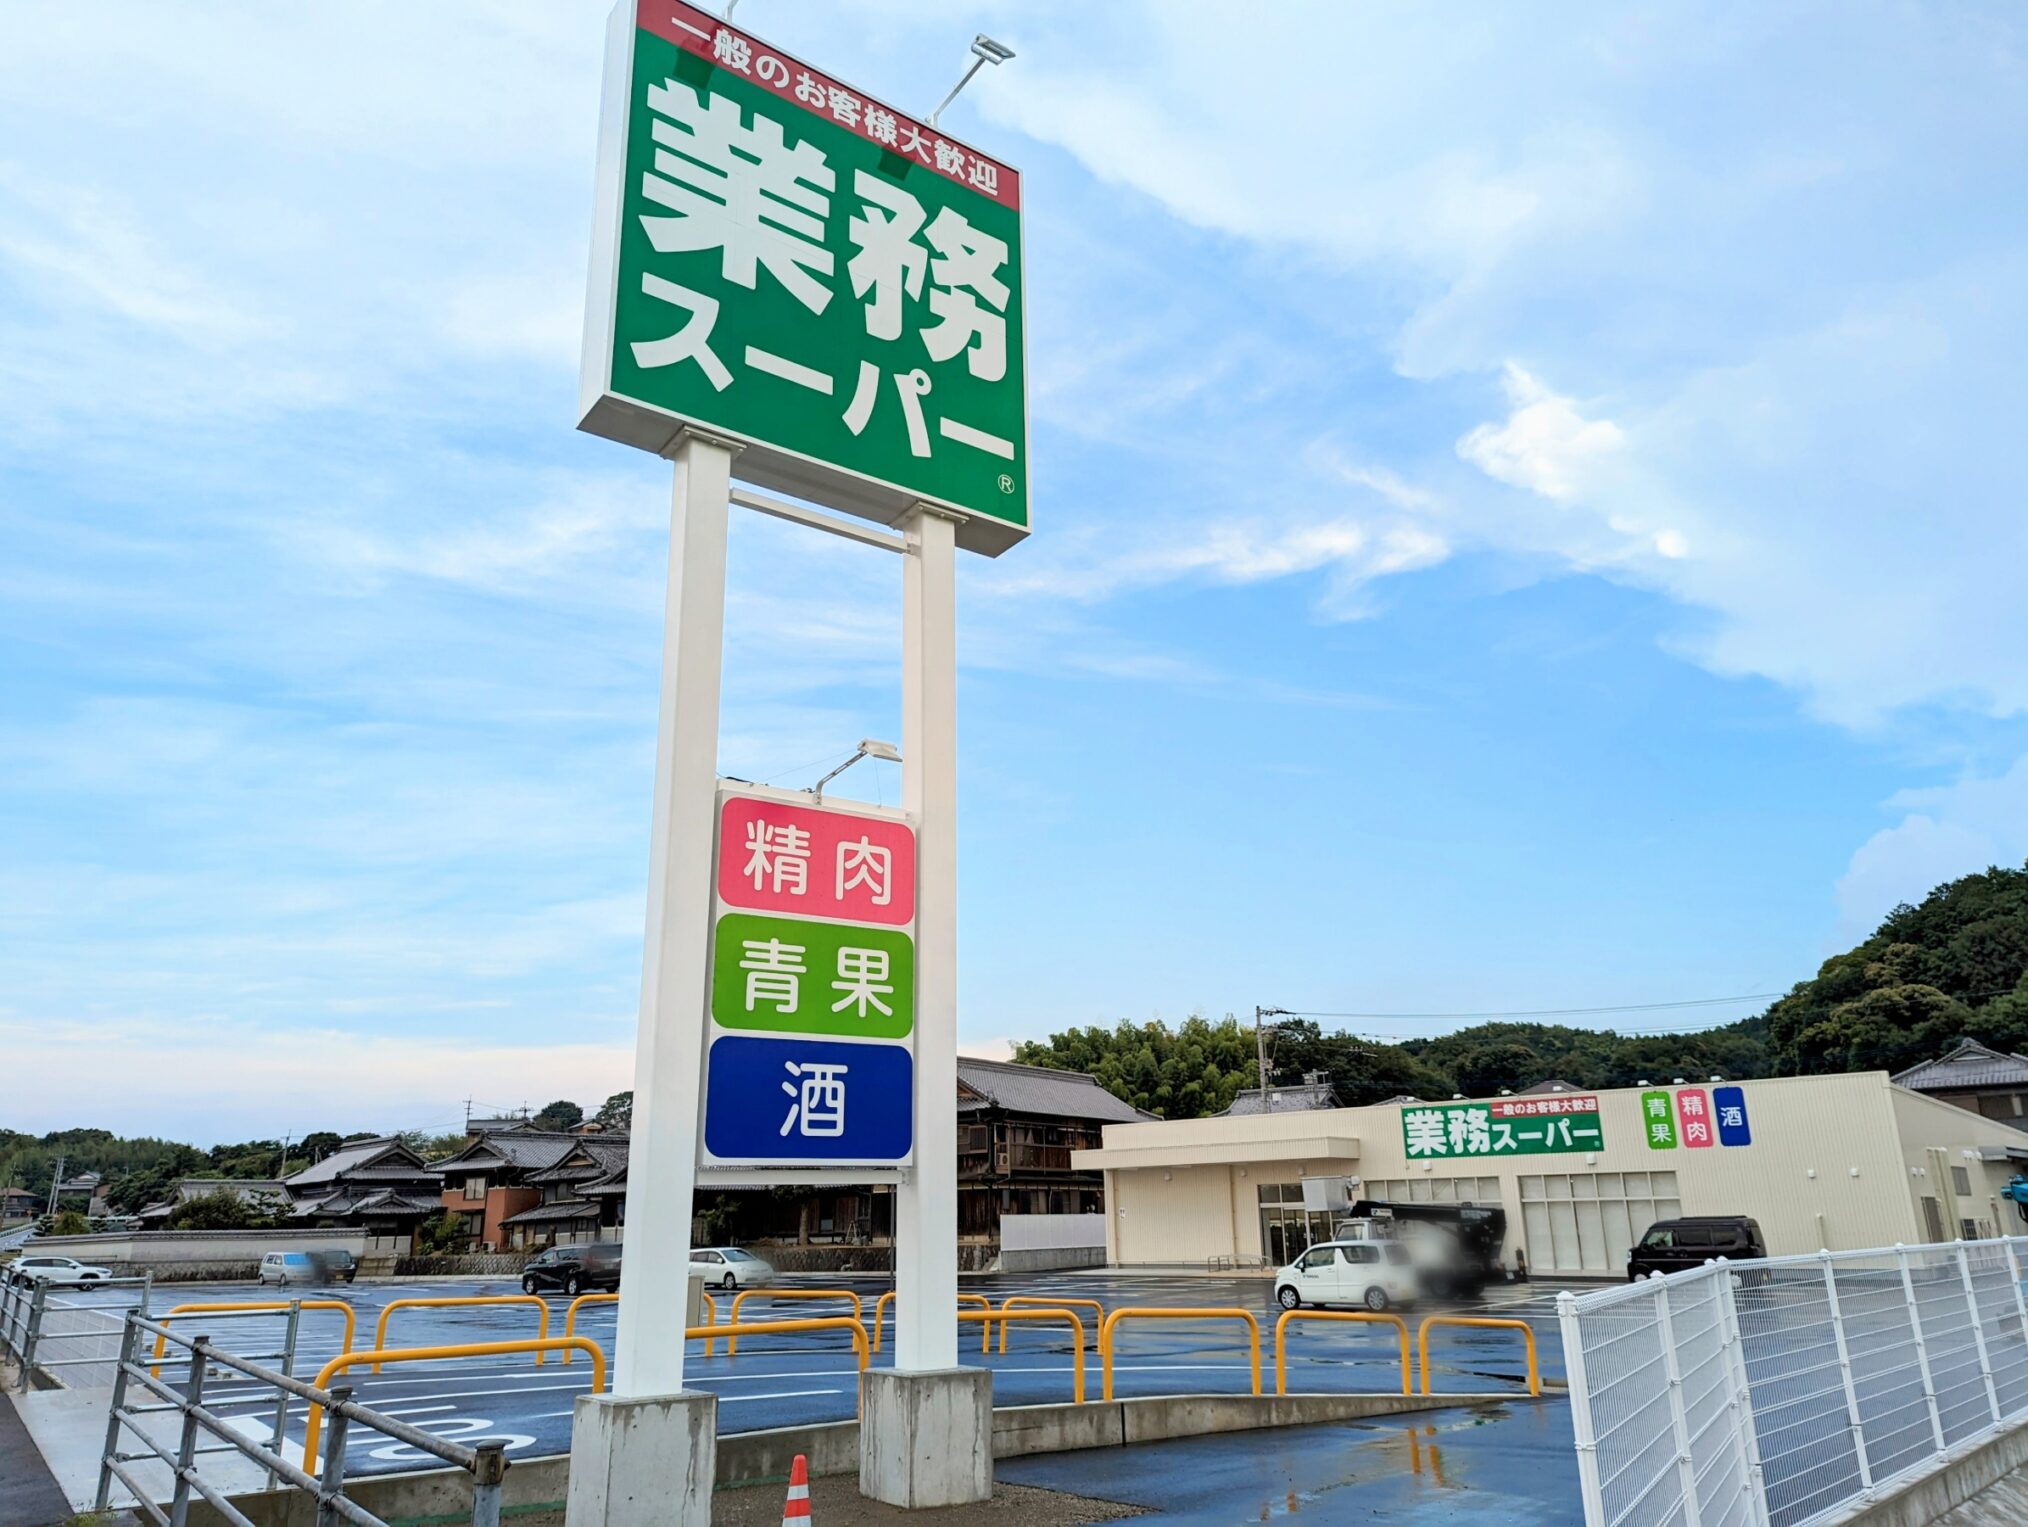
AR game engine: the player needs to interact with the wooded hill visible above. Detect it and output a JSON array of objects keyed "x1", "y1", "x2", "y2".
[{"x1": 1014, "y1": 862, "x2": 2028, "y2": 1120}]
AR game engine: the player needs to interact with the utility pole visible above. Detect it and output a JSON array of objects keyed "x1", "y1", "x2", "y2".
[
  {"x1": 46, "y1": 1154, "x2": 66, "y2": 1216},
  {"x1": 1254, "y1": 1008, "x2": 1291, "y2": 1104}
]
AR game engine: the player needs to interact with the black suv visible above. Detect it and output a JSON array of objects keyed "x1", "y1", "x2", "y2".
[
  {"x1": 1628, "y1": 1216, "x2": 1766, "y2": 1280},
  {"x1": 520, "y1": 1242, "x2": 622, "y2": 1296}
]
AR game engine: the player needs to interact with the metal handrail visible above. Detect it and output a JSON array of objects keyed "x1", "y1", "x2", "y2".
[
  {"x1": 1416, "y1": 1314, "x2": 1541, "y2": 1395},
  {"x1": 1273, "y1": 1309, "x2": 1413, "y2": 1396},
  {"x1": 959, "y1": 1308, "x2": 1086, "y2": 1402},
  {"x1": 1100, "y1": 1307, "x2": 1263, "y2": 1402},
  {"x1": 374, "y1": 1295, "x2": 551, "y2": 1369},
  {"x1": 726, "y1": 1288, "x2": 862, "y2": 1355},
  {"x1": 957, "y1": 1292, "x2": 996, "y2": 1353},
  {"x1": 98, "y1": 1314, "x2": 506, "y2": 1527},
  {"x1": 4, "y1": 1274, "x2": 153, "y2": 1390},
  {"x1": 562, "y1": 1289, "x2": 722, "y2": 1363},
  {"x1": 149, "y1": 1299, "x2": 356, "y2": 1378},
  {"x1": 306, "y1": 1338, "x2": 606, "y2": 1465},
  {"x1": 999, "y1": 1295, "x2": 1106, "y2": 1354}
]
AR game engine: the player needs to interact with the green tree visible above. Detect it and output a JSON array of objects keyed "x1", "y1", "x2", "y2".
[
  {"x1": 1014, "y1": 1014, "x2": 1257, "y2": 1118},
  {"x1": 1766, "y1": 864, "x2": 2028, "y2": 1074},
  {"x1": 50, "y1": 1209, "x2": 91, "y2": 1237},
  {"x1": 413, "y1": 1212, "x2": 470, "y2": 1254},
  {"x1": 593, "y1": 1092, "x2": 634, "y2": 1132},
  {"x1": 533, "y1": 1099, "x2": 584, "y2": 1132},
  {"x1": 167, "y1": 1189, "x2": 289, "y2": 1231},
  {"x1": 402, "y1": 1130, "x2": 468, "y2": 1163}
]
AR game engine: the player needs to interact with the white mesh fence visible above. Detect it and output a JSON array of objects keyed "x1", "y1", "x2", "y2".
[{"x1": 1561, "y1": 1236, "x2": 2028, "y2": 1527}]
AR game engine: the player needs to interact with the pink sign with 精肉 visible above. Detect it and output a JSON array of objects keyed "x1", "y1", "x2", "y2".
[
  {"x1": 1675, "y1": 1088, "x2": 1715, "y2": 1148},
  {"x1": 717, "y1": 795, "x2": 915, "y2": 926}
]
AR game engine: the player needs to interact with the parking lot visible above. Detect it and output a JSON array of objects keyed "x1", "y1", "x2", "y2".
[{"x1": 80, "y1": 1271, "x2": 1572, "y2": 1484}]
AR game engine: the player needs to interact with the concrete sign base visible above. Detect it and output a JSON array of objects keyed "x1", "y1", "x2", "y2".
[
  {"x1": 565, "y1": 1390, "x2": 716, "y2": 1526},
  {"x1": 858, "y1": 1367, "x2": 993, "y2": 1507}
]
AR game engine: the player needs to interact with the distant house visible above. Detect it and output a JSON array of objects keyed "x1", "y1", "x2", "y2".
[
  {"x1": 1218, "y1": 1072, "x2": 1339, "y2": 1117},
  {"x1": 53, "y1": 1171, "x2": 110, "y2": 1216},
  {"x1": 1518, "y1": 1078, "x2": 1584, "y2": 1096},
  {"x1": 956, "y1": 1058, "x2": 1153, "y2": 1242},
  {"x1": 136, "y1": 1178, "x2": 290, "y2": 1225},
  {"x1": 432, "y1": 1129, "x2": 599, "y2": 1251},
  {"x1": 500, "y1": 1136, "x2": 631, "y2": 1249},
  {"x1": 281, "y1": 1138, "x2": 441, "y2": 1252},
  {"x1": 0, "y1": 1186, "x2": 39, "y2": 1221},
  {"x1": 1893, "y1": 1040, "x2": 2028, "y2": 1132},
  {"x1": 463, "y1": 1115, "x2": 538, "y2": 1135}
]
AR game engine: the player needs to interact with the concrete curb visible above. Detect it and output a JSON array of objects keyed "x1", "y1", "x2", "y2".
[
  {"x1": 188, "y1": 1390, "x2": 1524, "y2": 1525},
  {"x1": 1831, "y1": 1413, "x2": 2028, "y2": 1527}
]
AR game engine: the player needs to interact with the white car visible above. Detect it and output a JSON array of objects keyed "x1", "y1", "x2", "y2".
[
  {"x1": 688, "y1": 1247, "x2": 775, "y2": 1290},
  {"x1": 8, "y1": 1254, "x2": 115, "y2": 1288},
  {"x1": 1275, "y1": 1240, "x2": 1419, "y2": 1313}
]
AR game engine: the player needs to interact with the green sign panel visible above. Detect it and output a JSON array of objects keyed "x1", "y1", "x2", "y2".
[
  {"x1": 582, "y1": 1, "x2": 1028, "y2": 555},
  {"x1": 1641, "y1": 1090, "x2": 1678, "y2": 1149},
  {"x1": 1401, "y1": 1097, "x2": 1605, "y2": 1160},
  {"x1": 711, "y1": 910, "x2": 914, "y2": 1039}
]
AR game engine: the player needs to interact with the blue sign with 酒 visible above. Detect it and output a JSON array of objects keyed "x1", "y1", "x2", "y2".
[
  {"x1": 703, "y1": 1034, "x2": 913, "y2": 1165},
  {"x1": 1712, "y1": 1085, "x2": 1752, "y2": 1147}
]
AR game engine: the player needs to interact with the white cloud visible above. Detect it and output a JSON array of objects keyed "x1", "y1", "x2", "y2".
[
  {"x1": 1834, "y1": 756, "x2": 2028, "y2": 939},
  {"x1": 982, "y1": 1, "x2": 2028, "y2": 728},
  {"x1": 982, "y1": 513, "x2": 1448, "y2": 613},
  {"x1": 1457, "y1": 363, "x2": 1625, "y2": 503}
]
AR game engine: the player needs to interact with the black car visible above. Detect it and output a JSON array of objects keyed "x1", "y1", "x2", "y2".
[
  {"x1": 1628, "y1": 1216, "x2": 1766, "y2": 1280},
  {"x1": 520, "y1": 1242, "x2": 622, "y2": 1296},
  {"x1": 308, "y1": 1249, "x2": 356, "y2": 1284}
]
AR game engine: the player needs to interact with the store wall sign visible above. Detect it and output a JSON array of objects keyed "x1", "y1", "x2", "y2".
[
  {"x1": 1403, "y1": 1095, "x2": 1604, "y2": 1159},
  {"x1": 1647, "y1": 1084, "x2": 1754, "y2": 1150}
]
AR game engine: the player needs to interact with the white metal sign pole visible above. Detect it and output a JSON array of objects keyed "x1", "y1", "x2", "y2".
[
  {"x1": 612, "y1": 431, "x2": 733, "y2": 1397},
  {"x1": 894, "y1": 504, "x2": 960, "y2": 1372}
]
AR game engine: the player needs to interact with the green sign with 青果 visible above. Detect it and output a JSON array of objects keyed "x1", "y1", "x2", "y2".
[
  {"x1": 582, "y1": 1, "x2": 1027, "y2": 555},
  {"x1": 711, "y1": 911, "x2": 914, "y2": 1039}
]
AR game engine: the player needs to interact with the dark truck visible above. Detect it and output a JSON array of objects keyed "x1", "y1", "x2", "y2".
[{"x1": 1334, "y1": 1198, "x2": 1510, "y2": 1300}]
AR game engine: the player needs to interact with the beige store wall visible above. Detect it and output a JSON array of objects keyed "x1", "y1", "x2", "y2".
[
  {"x1": 1089, "y1": 1071, "x2": 2028, "y2": 1273},
  {"x1": 1890, "y1": 1084, "x2": 2028, "y2": 1242},
  {"x1": 1107, "y1": 1162, "x2": 1239, "y2": 1264}
]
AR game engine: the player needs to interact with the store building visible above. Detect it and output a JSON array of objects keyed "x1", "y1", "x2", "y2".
[{"x1": 1074, "y1": 1071, "x2": 2028, "y2": 1277}]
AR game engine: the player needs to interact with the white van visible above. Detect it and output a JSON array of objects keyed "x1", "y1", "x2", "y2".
[
  {"x1": 258, "y1": 1251, "x2": 317, "y2": 1286},
  {"x1": 1274, "y1": 1240, "x2": 1420, "y2": 1312}
]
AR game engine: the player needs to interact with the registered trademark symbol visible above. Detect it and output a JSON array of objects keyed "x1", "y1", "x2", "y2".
[{"x1": 997, "y1": 473, "x2": 1016, "y2": 494}]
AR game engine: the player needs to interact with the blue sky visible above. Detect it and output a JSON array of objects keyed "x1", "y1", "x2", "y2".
[{"x1": 4, "y1": 2, "x2": 2027, "y2": 1143}]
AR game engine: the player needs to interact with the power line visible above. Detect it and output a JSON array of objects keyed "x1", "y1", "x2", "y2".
[{"x1": 1280, "y1": 992, "x2": 1782, "y2": 1023}]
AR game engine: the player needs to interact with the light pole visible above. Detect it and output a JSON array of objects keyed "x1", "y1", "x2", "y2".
[
  {"x1": 927, "y1": 35, "x2": 1016, "y2": 128},
  {"x1": 1253, "y1": 1008, "x2": 1291, "y2": 1105}
]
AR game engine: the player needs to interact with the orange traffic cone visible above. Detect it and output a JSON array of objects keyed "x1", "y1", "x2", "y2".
[{"x1": 781, "y1": 1453, "x2": 810, "y2": 1525}]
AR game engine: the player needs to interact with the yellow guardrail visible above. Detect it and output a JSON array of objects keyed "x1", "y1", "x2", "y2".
[
  {"x1": 1416, "y1": 1314, "x2": 1540, "y2": 1395},
  {"x1": 1272, "y1": 1309, "x2": 1412, "y2": 1396},
  {"x1": 998, "y1": 1296, "x2": 1104, "y2": 1355},
  {"x1": 957, "y1": 1292, "x2": 995, "y2": 1353},
  {"x1": 1100, "y1": 1307, "x2": 1262, "y2": 1402},
  {"x1": 725, "y1": 1289, "x2": 862, "y2": 1356},
  {"x1": 869, "y1": 1291, "x2": 1015, "y2": 1353},
  {"x1": 147, "y1": 1300, "x2": 357, "y2": 1380},
  {"x1": 959, "y1": 1308, "x2": 1086, "y2": 1402},
  {"x1": 693, "y1": 1315, "x2": 869, "y2": 1371},
  {"x1": 305, "y1": 1338, "x2": 604, "y2": 1470},
  {"x1": 373, "y1": 1296, "x2": 551, "y2": 1370},
  {"x1": 563, "y1": 1289, "x2": 723, "y2": 1362}
]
